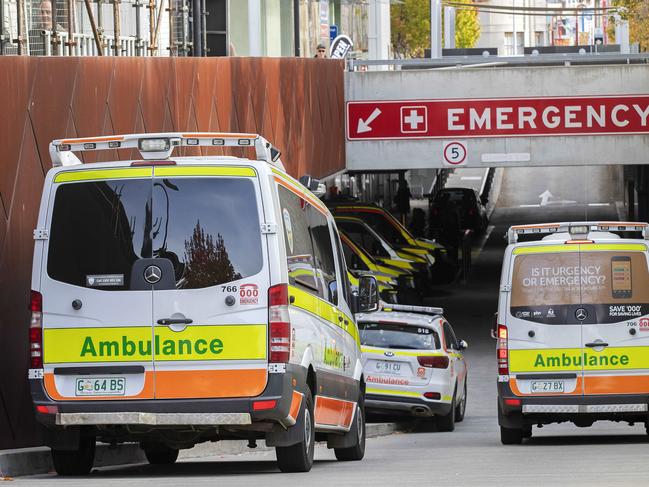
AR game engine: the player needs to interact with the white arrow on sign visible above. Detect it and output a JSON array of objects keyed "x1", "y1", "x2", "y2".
[
  {"x1": 539, "y1": 190, "x2": 553, "y2": 206},
  {"x1": 357, "y1": 108, "x2": 382, "y2": 134}
]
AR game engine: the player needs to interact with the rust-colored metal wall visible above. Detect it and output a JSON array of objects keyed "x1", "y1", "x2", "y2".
[{"x1": 0, "y1": 56, "x2": 345, "y2": 449}]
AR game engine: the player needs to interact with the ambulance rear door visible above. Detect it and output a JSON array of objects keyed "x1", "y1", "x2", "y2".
[
  {"x1": 579, "y1": 244, "x2": 649, "y2": 396},
  {"x1": 507, "y1": 246, "x2": 584, "y2": 397},
  {"x1": 150, "y1": 165, "x2": 270, "y2": 399},
  {"x1": 41, "y1": 168, "x2": 155, "y2": 401}
]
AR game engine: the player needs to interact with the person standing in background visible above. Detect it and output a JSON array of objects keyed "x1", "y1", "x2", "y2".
[
  {"x1": 314, "y1": 43, "x2": 327, "y2": 58},
  {"x1": 394, "y1": 180, "x2": 412, "y2": 225}
]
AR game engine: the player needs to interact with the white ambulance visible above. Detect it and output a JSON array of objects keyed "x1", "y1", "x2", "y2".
[
  {"x1": 497, "y1": 222, "x2": 649, "y2": 444},
  {"x1": 28, "y1": 133, "x2": 378, "y2": 474}
]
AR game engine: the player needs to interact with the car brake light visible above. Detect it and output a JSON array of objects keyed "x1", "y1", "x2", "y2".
[
  {"x1": 36, "y1": 405, "x2": 58, "y2": 414},
  {"x1": 269, "y1": 284, "x2": 291, "y2": 363},
  {"x1": 504, "y1": 398, "x2": 521, "y2": 407},
  {"x1": 417, "y1": 356, "x2": 449, "y2": 369},
  {"x1": 497, "y1": 324, "x2": 508, "y2": 375},
  {"x1": 423, "y1": 392, "x2": 441, "y2": 400},
  {"x1": 253, "y1": 400, "x2": 277, "y2": 411},
  {"x1": 29, "y1": 291, "x2": 43, "y2": 369}
]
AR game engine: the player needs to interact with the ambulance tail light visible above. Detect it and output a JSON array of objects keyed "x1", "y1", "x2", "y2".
[
  {"x1": 417, "y1": 356, "x2": 449, "y2": 369},
  {"x1": 269, "y1": 284, "x2": 291, "y2": 363},
  {"x1": 29, "y1": 290, "x2": 43, "y2": 369},
  {"x1": 497, "y1": 324, "x2": 509, "y2": 375}
]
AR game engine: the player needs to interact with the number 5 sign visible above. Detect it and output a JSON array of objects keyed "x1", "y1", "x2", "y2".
[{"x1": 442, "y1": 141, "x2": 467, "y2": 166}]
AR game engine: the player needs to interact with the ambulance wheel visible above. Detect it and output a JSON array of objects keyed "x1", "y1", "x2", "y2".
[
  {"x1": 276, "y1": 389, "x2": 315, "y2": 473},
  {"x1": 455, "y1": 382, "x2": 467, "y2": 422},
  {"x1": 51, "y1": 435, "x2": 95, "y2": 476},
  {"x1": 500, "y1": 426, "x2": 524, "y2": 445},
  {"x1": 437, "y1": 392, "x2": 456, "y2": 432},
  {"x1": 143, "y1": 444, "x2": 179, "y2": 465},
  {"x1": 334, "y1": 402, "x2": 366, "y2": 461}
]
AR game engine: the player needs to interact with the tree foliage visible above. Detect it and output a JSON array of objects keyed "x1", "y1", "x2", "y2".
[
  {"x1": 611, "y1": 0, "x2": 649, "y2": 51},
  {"x1": 391, "y1": 0, "x2": 481, "y2": 57},
  {"x1": 454, "y1": 0, "x2": 481, "y2": 49},
  {"x1": 183, "y1": 221, "x2": 240, "y2": 289}
]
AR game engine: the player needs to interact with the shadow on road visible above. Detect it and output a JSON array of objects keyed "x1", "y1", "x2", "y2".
[{"x1": 523, "y1": 433, "x2": 649, "y2": 447}]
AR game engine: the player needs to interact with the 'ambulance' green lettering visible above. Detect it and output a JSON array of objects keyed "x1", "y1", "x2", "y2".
[{"x1": 80, "y1": 336, "x2": 97, "y2": 357}]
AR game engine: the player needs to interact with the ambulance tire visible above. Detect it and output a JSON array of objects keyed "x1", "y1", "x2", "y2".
[
  {"x1": 334, "y1": 402, "x2": 366, "y2": 461},
  {"x1": 51, "y1": 435, "x2": 95, "y2": 476},
  {"x1": 276, "y1": 389, "x2": 315, "y2": 473},
  {"x1": 437, "y1": 392, "x2": 456, "y2": 432},
  {"x1": 500, "y1": 426, "x2": 524, "y2": 445},
  {"x1": 144, "y1": 444, "x2": 179, "y2": 465},
  {"x1": 455, "y1": 382, "x2": 467, "y2": 423}
]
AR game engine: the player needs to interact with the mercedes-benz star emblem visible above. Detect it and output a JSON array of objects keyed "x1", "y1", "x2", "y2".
[
  {"x1": 384, "y1": 351, "x2": 395, "y2": 357},
  {"x1": 575, "y1": 308, "x2": 588, "y2": 321},
  {"x1": 144, "y1": 265, "x2": 162, "y2": 284}
]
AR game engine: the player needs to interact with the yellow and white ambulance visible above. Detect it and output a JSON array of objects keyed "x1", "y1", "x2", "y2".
[
  {"x1": 28, "y1": 133, "x2": 377, "y2": 474},
  {"x1": 497, "y1": 222, "x2": 649, "y2": 444}
]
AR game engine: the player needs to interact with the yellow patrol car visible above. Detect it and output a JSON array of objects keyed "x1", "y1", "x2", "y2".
[
  {"x1": 497, "y1": 222, "x2": 649, "y2": 444},
  {"x1": 28, "y1": 132, "x2": 378, "y2": 474}
]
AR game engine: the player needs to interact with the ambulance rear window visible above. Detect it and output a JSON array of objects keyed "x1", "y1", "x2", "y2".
[
  {"x1": 359, "y1": 322, "x2": 440, "y2": 350},
  {"x1": 47, "y1": 177, "x2": 263, "y2": 290},
  {"x1": 510, "y1": 249, "x2": 649, "y2": 324}
]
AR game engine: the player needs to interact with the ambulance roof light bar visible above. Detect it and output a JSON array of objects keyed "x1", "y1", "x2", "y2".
[
  {"x1": 49, "y1": 132, "x2": 285, "y2": 170},
  {"x1": 379, "y1": 301, "x2": 444, "y2": 317},
  {"x1": 507, "y1": 221, "x2": 649, "y2": 244}
]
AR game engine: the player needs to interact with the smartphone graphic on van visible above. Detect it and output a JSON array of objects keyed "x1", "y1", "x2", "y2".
[{"x1": 611, "y1": 256, "x2": 632, "y2": 299}]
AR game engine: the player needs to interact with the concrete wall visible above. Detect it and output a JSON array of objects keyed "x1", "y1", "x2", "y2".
[
  {"x1": 0, "y1": 56, "x2": 345, "y2": 449},
  {"x1": 345, "y1": 64, "x2": 649, "y2": 171}
]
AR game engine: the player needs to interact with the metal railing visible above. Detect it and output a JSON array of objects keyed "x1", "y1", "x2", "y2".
[
  {"x1": 1, "y1": 0, "x2": 187, "y2": 56},
  {"x1": 347, "y1": 53, "x2": 649, "y2": 71},
  {"x1": 34, "y1": 30, "x2": 149, "y2": 55}
]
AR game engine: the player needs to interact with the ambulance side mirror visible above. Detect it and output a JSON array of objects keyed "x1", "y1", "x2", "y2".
[{"x1": 358, "y1": 275, "x2": 379, "y2": 313}]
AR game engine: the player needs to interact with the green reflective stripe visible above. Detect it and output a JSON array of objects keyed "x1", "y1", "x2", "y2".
[
  {"x1": 513, "y1": 245, "x2": 578, "y2": 254},
  {"x1": 271, "y1": 168, "x2": 329, "y2": 214},
  {"x1": 580, "y1": 243, "x2": 647, "y2": 252},
  {"x1": 54, "y1": 167, "x2": 152, "y2": 183},
  {"x1": 367, "y1": 388, "x2": 452, "y2": 402},
  {"x1": 154, "y1": 166, "x2": 256, "y2": 177},
  {"x1": 361, "y1": 346, "x2": 444, "y2": 357},
  {"x1": 513, "y1": 243, "x2": 647, "y2": 255},
  {"x1": 288, "y1": 285, "x2": 359, "y2": 345},
  {"x1": 366, "y1": 388, "x2": 421, "y2": 398}
]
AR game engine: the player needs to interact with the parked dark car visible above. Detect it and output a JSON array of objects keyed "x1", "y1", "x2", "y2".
[{"x1": 429, "y1": 187, "x2": 488, "y2": 235}]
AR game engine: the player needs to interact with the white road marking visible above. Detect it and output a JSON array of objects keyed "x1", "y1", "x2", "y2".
[
  {"x1": 588, "y1": 203, "x2": 611, "y2": 207},
  {"x1": 519, "y1": 204, "x2": 541, "y2": 208},
  {"x1": 539, "y1": 189, "x2": 553, "y2": 206}
]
